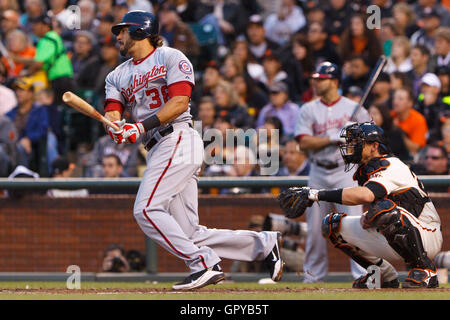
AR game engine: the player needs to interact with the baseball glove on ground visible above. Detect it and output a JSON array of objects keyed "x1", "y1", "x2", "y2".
[{"x1": 277, "y1": 187, "x2": 314, "y2": 218}]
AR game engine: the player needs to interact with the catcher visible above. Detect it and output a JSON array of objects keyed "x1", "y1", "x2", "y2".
[{"x1": 278, "y1": 122, "x2": 442, "y2": 288}]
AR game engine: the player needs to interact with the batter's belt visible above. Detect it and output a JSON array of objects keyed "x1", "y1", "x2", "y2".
[
  {"x1": 144, "y1": 122, "x2": 193, "y2": 151},
  {"x1": 311, "y1": 159, "x2": 341, "y2": 170}
]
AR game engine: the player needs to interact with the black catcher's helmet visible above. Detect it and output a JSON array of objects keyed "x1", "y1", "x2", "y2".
[
  {"x1": 112, "y1": 10, "x2": 159, "y2": 40},
  {"x1": 339, "y1": 122, "x2": 389, "y2": 171},
  {"x1": 310, "y1": 61, "x2": 340, "y2": 80}
]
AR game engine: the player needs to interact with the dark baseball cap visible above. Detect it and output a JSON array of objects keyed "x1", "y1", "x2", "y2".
[
  {"x1": 29, "y1": 14, "x2": 52, "y2": 25},
  {"x1": 248, "y1": 14, "x2": 263, "y2": 26},
  {"x1": 98, "y1": 14, "x2": 115, "y2": 23},
  {"x1": 435, "y1": 65, "x2": 450, "y2": 75},
  {"x1": 269, "y1": 81, "x2": 288, "y2": 93},
  {"x1": 421, "y1": 7, "x2": 441, "y2": 19},
  {"x1": 52, "y1": 157, "x2": 70, "y2": 176}
]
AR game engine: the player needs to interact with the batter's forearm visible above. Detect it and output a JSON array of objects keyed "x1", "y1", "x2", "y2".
[
  {"x1": 105, "y1": 110, "x2": 122, "y2": 122},
  {"x1": 155, "y1": 95, "x2": 189, "y2": 124},
  {"x1": 299, "y1": 135, "x2": 331, "y2": 151}
]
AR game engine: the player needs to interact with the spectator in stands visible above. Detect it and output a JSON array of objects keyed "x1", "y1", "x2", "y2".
[
  {"x1": 337, "y1": 13, "x2": 383, "y2": 68},
  {"x1": 97, "y1": 0, "x2": 114, "y2": 18},
  {"x1": 2, "y1": 29, "x2": 37, "y2": 79},
  {"x1": 368, "y1": 103, "x2": 411, "y2": 161},
  {"x1": 341, "y1": 55, "x2": 371, "y2": 96},
  {"x1": 96, "y1": 14, "x2": 115, "y2": 39},
  {"x1": 284, "y1": 34, "x2": 315, "y2": 103},
  {"x1": 370, "y1": 72, "x2": 392, "y2": 107},
  {"x1": 194, "y1": 0, "x2": 247, "y2": 47},
  {"x1": 391, "y1": 87, "x2": 428, "y2": 155},
  {"x1": 390, "y1": 70, "x2": 413, "y2": 92},
  {"x1": 0, "y1": 82, "x2": 17, "y2": 115},
  {"x1": 416, "y1": 73, "x2": 449, "y2": 143},
  {"x1": 259, "y1": 49, "x2": 290, "y2": 97},
  {"x1": 232, "y1": 73, "x2": 268, "y2": 117},
  {"x1": 384, "y1": 36, "x2": 413, "y2": 74},
  {"x1": 410, "y1": 8, "x2": 442, "y2": 54},
  {"x1": 324, "y1": 0, "x2": 352, "y2": 44},
  {"x1": 345, "y1": 86, "x2": 363, "y2": 104},
  {"x1": 6, "y1": 77, "x2": 56, "y2": 174},
  {"x1": 431, "y1": 27, "x2": 450, "y2": 70},
  {"x1": 440, "y1": 119, "x2": 450, "y2": 154},
  {"x1": 112, "y1": 0, "x2": 129, "y2": 24},
  {"x1": 47, "y1": 156, "x2": 89, "y2": 197},
  {"x1": 84, "y1": 134, "x2": 139, "y2": 177},
  {"x1": 0, "y1": 9, "x2": 20, "y2": 39},
  {"x1": 277, "y1": 139, "x2": 310, "y2": 177},
  {"x1": 35, "y1": 88, "x2": 63, "y2": 154},
  {"x1": 256, "y1": 81, "x2": 300, "y2": 138},
  {"x1": 413, "y1": 144, "x2": 449, "y2": 193},
  {"x1": 196, "y1": 96, "x2": 216, "y2": 145},
  {"x1": 436, "y1": 65, "x2": 450, "y2": 98},
  {"x1": 304, "y1": 5, "x2": 325, "y2": 26},
  {"x1": 191, "y1": 60, "x2": 222, "y2": 108},
  {"x1": 84, "y1": 36, "x2": 121, "y2": 105},
  {"x1": 221, "y1": 54, "x2": 243, "y2": 82},
  {"x1": 158, "y1": 2, "x2": 199, "y2": 64},
  {"x1": 380, "y1": 18, "x2": 401, "y2": 58},
  {"x1": 78, "y1": 0, "x2": 98, "y2": 33},
  {"x1": 0, "y1": 115, "x2": 18, "y2": 176},
  {"x1": 407, "y1": 44, "x2": 431, "y2": 97},
  {"x1": 306, "y1": 21, "x2": 341, "y2": 66},
  {"x1": 263, "y1": 0, "x2": 306, "y2": 46},
  {"x1": 255, "y1": 116, "x2": 284, "y2": 166},
  {"x1": 71, "y1": 30, "x2": 99, "y2": 89},
  {"x1": 392, "y1": 2, "x2": 420, "y2": 38},
  {"x1": 245, "y1": 14, "x2": 279, "y2": 64},
  {"x1": 231, "y1": 37, "x2": 264, "y2": 82},
  {"x1": 13, "y1": 14, "x2": 74, "y2": 106},
  {"x1": 20, "y1": 0, "x2": 46, "y2": 35},
  {"x1": 412, "y1": 0, "x2": 450, "y2": 27},
  {"x1": 214, "y1": 79, "x2": 253, "y2": 129},
  {"x1": 102, "y1": 153, "x2": 127, "y2": 178}
]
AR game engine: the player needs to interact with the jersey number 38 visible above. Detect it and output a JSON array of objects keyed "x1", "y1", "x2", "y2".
[{"x1": 145, "y1": 85, "x2": 169, "y2": 109}]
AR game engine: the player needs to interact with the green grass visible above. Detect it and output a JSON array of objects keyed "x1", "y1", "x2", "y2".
[{"x1": 0, "y1": 281, "x2": 449, "y2": 300}]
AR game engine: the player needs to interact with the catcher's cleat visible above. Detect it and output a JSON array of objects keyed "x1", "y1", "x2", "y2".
[
  {"x1": 264, "y1": 232, "x2": 285, "y2": 282},
  {"x1": 352, "y1": 273, "x2": 400, "y2": 289},
  {"x1": 402, "y1": 268, "x2": 439, "y2": 288},
  {"x1": 172, "y1": 264, "x2": 225, "y2": 291}
]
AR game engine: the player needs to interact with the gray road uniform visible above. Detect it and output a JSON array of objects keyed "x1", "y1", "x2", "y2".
[
  {"x1": 105, "y1": 46, "x2": 278, "y2": 274},
  {"x1": 295, "y1": 96, "x2": 371, "y2": 282}
]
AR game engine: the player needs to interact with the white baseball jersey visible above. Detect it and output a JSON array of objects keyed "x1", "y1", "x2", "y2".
[
  {"x1": 364, "y1": 156, "x2": 441, "y2": 226},
  {"x1": 105, "y1": 46, "x2": 195, "y2": 145},
  {"x1": 295, "y1": 96, "x2": 371, "y2": 164}
]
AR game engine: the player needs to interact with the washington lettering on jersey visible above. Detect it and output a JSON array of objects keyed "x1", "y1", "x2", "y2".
[
  {"x1": 105, "y1": 46, "x2": 195, "y2": 145},
  {"x1": 120, "y1": 65, "x2": 168, "y2": 101}
]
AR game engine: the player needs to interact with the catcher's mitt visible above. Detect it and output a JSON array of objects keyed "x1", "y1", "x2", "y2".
[{"x1": 277, "y1": 187, "x2": 314, "y2": 218}]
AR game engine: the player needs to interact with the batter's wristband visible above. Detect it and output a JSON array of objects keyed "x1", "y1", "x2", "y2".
[
  {"x1": 141, "y1": 115, "x2": 161, "y2": 132},
  {"x1": 318, "y1": 189, "x2": 343, "y2": 204}
]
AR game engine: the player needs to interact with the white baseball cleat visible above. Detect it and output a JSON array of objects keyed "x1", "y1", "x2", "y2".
[
  {"x1": 264, "y1": 232, "x2": 285, "y2": 282},
  {"x1": 172, "y1": 264, "x2": 225, "y2": 291}
]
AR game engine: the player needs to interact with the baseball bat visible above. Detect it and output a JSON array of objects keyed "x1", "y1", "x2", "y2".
[
  {"x1": 62, "y1": 91, "x2": 121, "y2": 131},
  {"x1": 350, "y1": 55, "x2": 387, "y2": 121}
]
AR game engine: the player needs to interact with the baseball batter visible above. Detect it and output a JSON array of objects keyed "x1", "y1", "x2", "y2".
[
  {"x1": 294, "y1": 62, "x2": 371, "y2": 282},
  {"x1": 104, "y1": 11, "x2": 284, "y2": 290},
  {"x1": 279, "y1": 122, "x2": 443, "y2": 288}
]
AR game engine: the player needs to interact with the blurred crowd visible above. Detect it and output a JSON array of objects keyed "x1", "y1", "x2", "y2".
[{"x1": 0, "y1": 0, "x2": 449, "y2": 193}]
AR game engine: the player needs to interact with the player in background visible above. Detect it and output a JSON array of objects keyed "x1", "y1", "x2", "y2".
[
  {"x1": 104, "y1": 11, "x2": 284, "y2": 290},
  {"x1": 284, "y1": 122, "x2": 442, "y2": 288},
  {"x1": 294, "y1": 62, "x2": 371, "y2": 282}
]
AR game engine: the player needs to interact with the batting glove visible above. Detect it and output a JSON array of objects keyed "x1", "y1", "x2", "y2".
[
  {"x1": 122, "y1": 122, "x2": 145, "y2": 144},
  {"x1": 108, "y1": 119, "x2": 126, "y2": 144}
]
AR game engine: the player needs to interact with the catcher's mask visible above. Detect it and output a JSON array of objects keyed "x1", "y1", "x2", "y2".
[{"x1": 339, "y1": 122, "x2": 388, "y2": 172}]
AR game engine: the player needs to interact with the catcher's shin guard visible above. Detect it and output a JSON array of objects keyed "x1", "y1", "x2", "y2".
[
  {"x1": 322, "y1": 213, "x2": 373, "y2": 269},
  {"x1": 367, "y1": 200, "x2": 436, "y2": 272}
]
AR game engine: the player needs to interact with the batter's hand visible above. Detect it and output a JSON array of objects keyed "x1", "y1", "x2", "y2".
[
  {"x1": 108, "y1": 119, "x2": 126, "y2": 144},
  {"x1": 122, "y1": 122, "x2": 145, "y2": 144}
]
